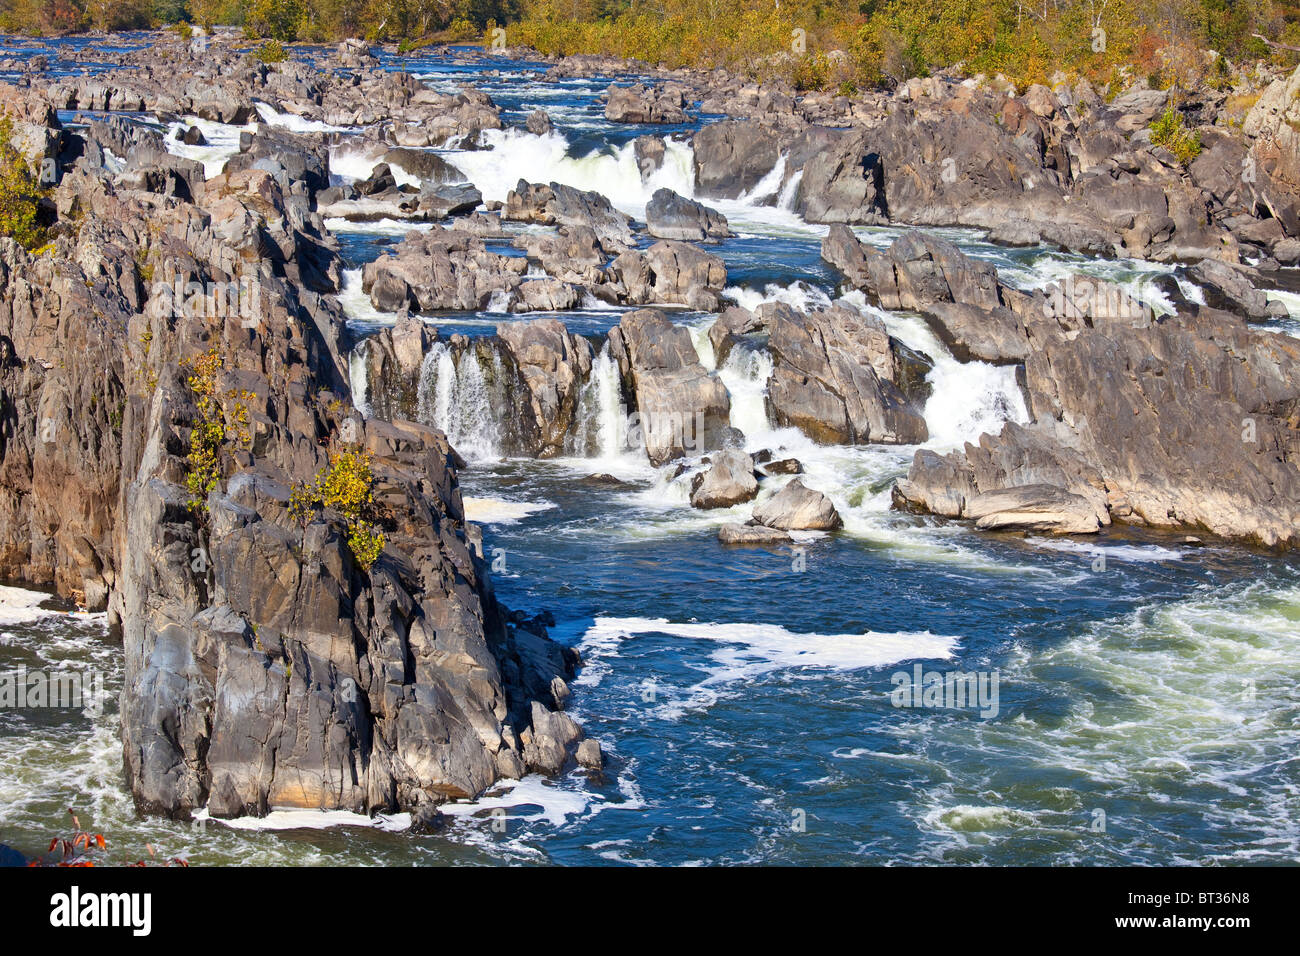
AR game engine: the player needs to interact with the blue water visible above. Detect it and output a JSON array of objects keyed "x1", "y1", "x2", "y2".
[{"x1": 1, "y1": 34, "x2": 1298, "y2": 867}]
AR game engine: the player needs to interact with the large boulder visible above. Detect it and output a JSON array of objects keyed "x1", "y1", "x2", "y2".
[
  {"x1": 764, "y1": 302, "x2": 929, "y2": 445},
  {"x1": 607, "y1": 309, "x2": 732, "y2": 465},
  {"x1": 690, "y1": 448, "x2": 759, "y2": 509},
  {"x1": 496, "y1": 318, "x2": 595, "y2": 458},
  {"x1": 645, "y1": 188, "x2": 731, "y2": 241},
  {"x1": 752, "y1": 479, "x2": 842, "y2": 531}
]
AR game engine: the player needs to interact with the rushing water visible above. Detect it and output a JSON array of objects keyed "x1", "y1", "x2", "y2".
[{"x1": 2, "y1": 37, "x2": 1299, "y2": 867}]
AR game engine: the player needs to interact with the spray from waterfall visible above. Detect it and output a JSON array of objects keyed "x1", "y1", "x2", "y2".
[
  {"x1": 416, "y1": 342, "x2": 509, "y2": 461},
  {"x1": 569, "y1": 342, "x2": 627, "y2": 461}
]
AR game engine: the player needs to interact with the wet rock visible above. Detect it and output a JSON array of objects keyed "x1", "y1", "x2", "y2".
[
  {"x1": 718, "y1": 523, "x2": 793, "y2": 545},
  {"x1": 525, "y1": 108, "x2": 553, "y2": 135},
  {"x1": 504, "y1": 180, "x2": 635, "y2": 250},
  {"x1": 495, "y1": 318, "x2": 595, "y2": 458},
  {"x1": 708, "y1": 305, "x2": 762, "y2": 366},
  {"x1": 645, "y1": 187, "x2": 731, "y2": 241},
  {"x1": 690, "y1": 448, "x2": 758, "y2": 509},
  {"x1": 765, "y1": 302, "x2": 929, "y2": 444},
  {"x1": 965, "y1": 485, "x2": 1102, "y2": 534},
  {"x1": 1187, "y1": 259, "x2": 1271, "y2": 319},
  {"x1": 607, "y1": 309, "x2": 732, "y2": 465},
  {"x1": 752, "y1": 479, "x2": 842, "y2": 531},
  {"x1": 576, "y1": 739, "x2": 603, "y2": 770}
]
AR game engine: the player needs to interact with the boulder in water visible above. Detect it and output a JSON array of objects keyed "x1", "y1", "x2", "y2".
[
  {"x1": 690, "y1": 448, "x2": 759, "y2": 509},
  {"x1": 645, "y1": 187, "x2": 731, "y2": 241},
  {"x1": 752, "y1": 479, "x2": 842, "y2": 531}
]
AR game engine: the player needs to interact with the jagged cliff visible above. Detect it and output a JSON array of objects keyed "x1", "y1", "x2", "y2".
[{"x1": 0, "y1": 64, "x2": 584, "y2": 823}]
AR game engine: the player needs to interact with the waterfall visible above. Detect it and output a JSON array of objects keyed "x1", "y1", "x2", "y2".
[
  {"x1": 416, "y1": 342, "x2": 509, "y2": 461},
  {"x1": 349, "y1": 339, "x2": 371, "y2": 417},
  {"x1": 569, "y1": 343, "x2": 626, "y2": 460},
  {"x1": 838, "y1": 293, "x2": 1030, "y2": 451},
  {"x1": 717, "y1": 345, "x2": 775, "y2": 440},
  {"x1": 446, "y1": 128, "x2": 697, "y2": 219}
]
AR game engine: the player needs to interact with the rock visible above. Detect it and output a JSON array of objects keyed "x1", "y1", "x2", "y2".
[
  {"x1": 633, "y1": 135, "x2": 665, "y2": 180},
  {"x1": 180, "y1": 124, "x2": 206, "y2": 146},
  {"x1": 794, "y1": 130, "x2": 887, "y2": 224},
  {"x1": 576, "y1": 738, "x2": 603, "y2": 770},
  {"x1": 420, "y1": 182, "x2": 483, "y2": 218},
  {"x1": 645, "y1": 188, "x2": 731, "y2": 241},
  {"x1": 692, "y1": 120, "x2": 782, "y2": 199},
  {"x1": 504, "y1": 180, "x2": 635, "y2": 250},
  {"x1": 0, "y1": 68, "x2": 590, "y2": 822},
  {"x1": 0, "y1": 843, "x2": 25, "y2": 867},
  {"x1": 522, "y1": 700, "x2": 583, "y2": 775},
  {"x1": 495, "y1": 318, "x2": 594, "y2": 458},
  {"x1": 708, "y1": 305, "x2": 761, "y2": 366},
  {"x1": 525, "y1": 108, "x2": 553, "y2": 135},
  {"x1": 611, "y1": 240, "x2": 728, "y2": 310},
  {"x1": 690, "y1": 448, "x2": 758, "y2": 508},
  {"x1": 752, "y1": 479, "x2": 842, "y2": 531},
  {"x1": 361, "y1": 226, "x2": 527, "y2": 312},
  {"x1": 605, "y1": 82, "x2": 688, "y2": 124},
  {"x1": 381, "y1": 147, "x2": 466, "y2": 185},
  {"x1": 1187, "y1": 259, "x2": 1271, "y2": 319},
  {"x1": 1244, "y1": 63, "x2": 1300, "y2": 189},
  {"x1": 760, "y1": 458, "x2": 803, "y2": 475},
  {"x1": 607, "y1": 309, "x2": 732, "y2": 465},
  {"x1": 718, "y1": 522, "x2": 794, "y2": 545},
  {"x1": 765, "y1": 302, "x2": 929, "y2": 444},
  {"x1": 965, "y1": 485, "x2": 1102, "y2": 534},
  {"x1": 894, "y1": 305, "x2": 1300, "y2": 547}
]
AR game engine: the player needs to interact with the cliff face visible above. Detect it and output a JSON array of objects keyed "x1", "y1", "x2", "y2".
[{"x1": 0, "y1": 69, "x2": 579, "y2": 821}]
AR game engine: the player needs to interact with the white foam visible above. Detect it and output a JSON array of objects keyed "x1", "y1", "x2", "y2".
[
  {"x1": 253, "y1": 101, "x2": 349, "y2": 134},
  {"x1": 462, "y1": 496, "x2": 556, "y2": 525},
  {"x1": 575, "y1": 616, "x2": 960, "y2": 716},
  {"x1": 193, "y1": 806, "x2": 411, "y2": 832}
]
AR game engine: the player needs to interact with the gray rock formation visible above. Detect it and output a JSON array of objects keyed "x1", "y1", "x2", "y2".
[{"x1": 607, "y1": 309, "x2": 732, "y2": 465}]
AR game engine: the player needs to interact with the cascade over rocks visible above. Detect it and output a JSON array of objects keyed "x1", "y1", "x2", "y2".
[{"x1": 893, "y1": 303, "x2": 1300, "y2": 546}]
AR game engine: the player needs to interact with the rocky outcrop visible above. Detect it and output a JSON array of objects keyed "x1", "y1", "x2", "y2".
[
  {"x1": 764, "y1": 302, "x2": 930, "y2": 445},
  {"x1": 1243, "y1": 63, "x2": 1300, "y2": 190},
  {"x1": 894, "y1": 305, "x2": 1300, "y2": 547},
  {"x1": 645, "y1": 188, "x2": 731, "y2": 241},
  {"x1": 0, "y1": 64, "x2": 585, "y2": 823},
  {"x1": 605, "y1": 82, "x2": 689, "y2": 124},
  {"x1": 823, "y1": 226, "x2": 1151, "y2": 365},
  {"x1": 607, "y1": 309, "x2": 731, "y2": 465},
  {"x1": 361, "y1": 227, "x2": 529, "y2": 312},
  {"x1": 495, "y1": 319, "x2": 595, "y2": 459}
]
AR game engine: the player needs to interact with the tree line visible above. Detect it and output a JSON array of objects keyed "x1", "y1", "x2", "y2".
[{"x1": 1, "y1": 0, "x2": 1296, "y2": 91}]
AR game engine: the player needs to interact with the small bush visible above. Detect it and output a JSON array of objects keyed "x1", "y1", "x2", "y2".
[
  {"x1": 256, "y1": 39, "x2": 289, "y2": 63},
  {"x1": 0, "y1": 115, "x2": 48, "y2": 251},
  {"x1": 289, "y1": 446, "x2": 386, "y2": 572},
  {"x1": 1149, "y1": 108, "x2": 1202, "y2": 165}
]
